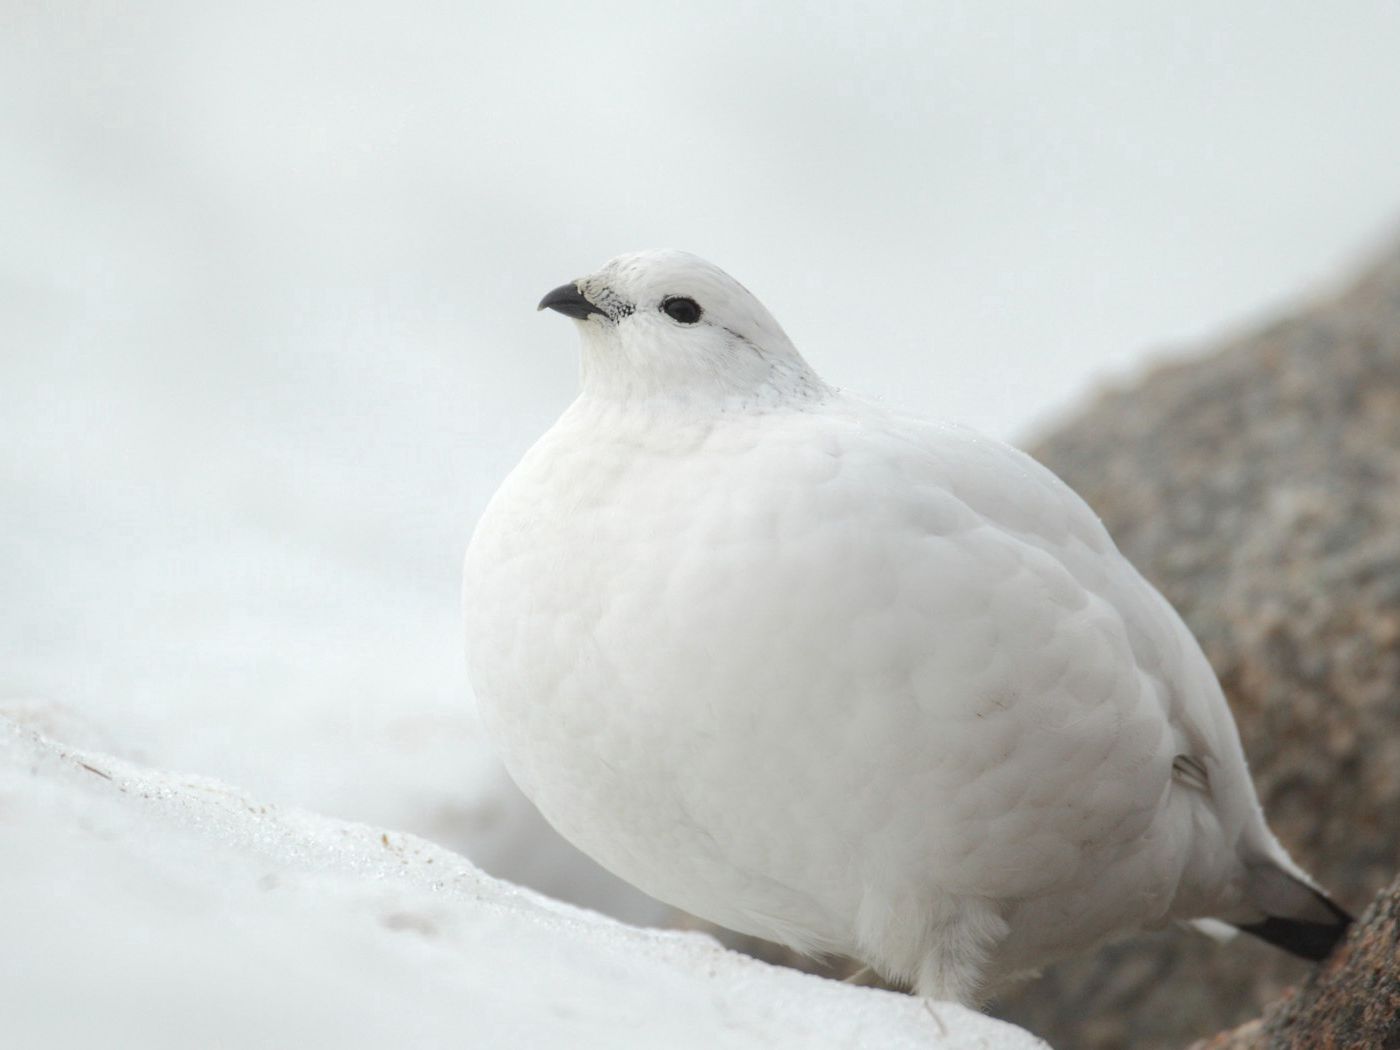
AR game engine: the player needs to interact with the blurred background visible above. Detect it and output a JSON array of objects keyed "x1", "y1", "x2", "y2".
[{"x1": 4, "y1": 1, "x2": 1400, "y2": 1040}]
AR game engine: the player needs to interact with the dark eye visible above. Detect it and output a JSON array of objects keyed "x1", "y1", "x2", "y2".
[{"x1": 661, "y1": 296, "x2": 703, "y2": 324}]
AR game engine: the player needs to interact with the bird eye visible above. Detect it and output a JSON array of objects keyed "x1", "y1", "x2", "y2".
[{"x1": 661, "y1": 297, "x2": 703, "y2": 324}]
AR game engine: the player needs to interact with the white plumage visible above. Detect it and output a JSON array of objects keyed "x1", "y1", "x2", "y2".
[{"x1": 462, "y1": 250, "x2": 1347, "y2": 1004}]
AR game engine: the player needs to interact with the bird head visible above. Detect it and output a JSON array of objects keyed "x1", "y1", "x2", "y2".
[{"x1": 538, "y1": 250, "x2": 826, "y2": 407}]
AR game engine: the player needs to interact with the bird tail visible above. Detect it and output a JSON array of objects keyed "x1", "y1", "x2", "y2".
[{"x1": 1231, "y1": 861, "x2": 1353, "y2": 962}]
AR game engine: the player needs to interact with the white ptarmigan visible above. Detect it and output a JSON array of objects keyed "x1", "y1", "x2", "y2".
[{"x1": 462, "y1": 250, "x2": 1350, "y2": 1005}]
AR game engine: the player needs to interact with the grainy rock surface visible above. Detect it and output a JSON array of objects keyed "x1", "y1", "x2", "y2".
[
  {"x1": 684, "y1": 243, "x2": 1400, "y2": 1048},
  {"x1": 1186, "y1": 873, "x2": 1400, "y2": 1050},
  {"x1": 989, "y1": 244, "x2": 1400, "y2": 1048}
]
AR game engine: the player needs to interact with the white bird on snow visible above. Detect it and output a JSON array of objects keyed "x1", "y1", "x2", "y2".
[{"x1": 462, "y1": 250, "x2": 1351, "y2": 1005}]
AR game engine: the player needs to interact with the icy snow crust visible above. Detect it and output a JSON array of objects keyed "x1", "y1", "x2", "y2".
[{"x1": 0, "y1": 717, "x2": 1048, "y2": 1049}]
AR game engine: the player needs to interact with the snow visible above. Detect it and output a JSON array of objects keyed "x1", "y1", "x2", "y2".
[{"x1": 0, "y1": 715, "x2": 1047, "y2": 1049}]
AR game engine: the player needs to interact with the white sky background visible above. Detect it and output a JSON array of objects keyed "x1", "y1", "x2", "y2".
[{"x1": 4, "y1": 2, "x2": 1400, "y2": 916}]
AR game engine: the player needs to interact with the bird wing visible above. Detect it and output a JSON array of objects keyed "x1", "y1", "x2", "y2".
[{"x1": 828, "y1": 404, "x2": 1267, "y2": 906}]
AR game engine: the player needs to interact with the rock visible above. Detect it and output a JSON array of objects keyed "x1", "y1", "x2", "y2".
[
  {"x1": 677, "y1": 241, "x2": 1400, "y2": 1048},
  {"x1": 989, "y1": 242, "x2": 1400, "y2": 1048},
  {"x1": 1187, "y1": 873, "x2": 1400, "y2": 1050}
]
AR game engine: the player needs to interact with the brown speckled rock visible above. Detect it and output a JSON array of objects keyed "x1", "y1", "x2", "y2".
[
  {"x1": 682, "y1": 243, "x2": 1400, "y2": 1049},
  {"x1": 1187, "y1": 874, "x2": 1400, "y2": 1050},
  {"x1": 989, "y1": 245, "x2": 1400, "y2": 1048}
]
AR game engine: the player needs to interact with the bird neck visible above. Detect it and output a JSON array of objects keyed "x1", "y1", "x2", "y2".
[{"x1": 576, "y1": 333, "x2": 832, "y2": 415}]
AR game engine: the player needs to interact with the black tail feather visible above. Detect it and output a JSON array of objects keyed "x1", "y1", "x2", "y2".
[{"x1": 1235, "y1": 886, "x2": 1354, "y2": 962}]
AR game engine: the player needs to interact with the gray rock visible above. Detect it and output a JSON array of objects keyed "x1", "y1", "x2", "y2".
[
  {"x1": 1186, "y1": 873, "x2": 1400, "y2": 1050},
  {"x1": 679, "y1": 242, "x2": 1400, "y2": 1048},
  {"x1": 991, "y1": 242, "x2": 1400, "y2": 1048}
]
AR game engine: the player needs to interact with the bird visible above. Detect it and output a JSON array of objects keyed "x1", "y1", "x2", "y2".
[{"x1": 461, "y1": 249, "x2": 1352, "y2": 1005}]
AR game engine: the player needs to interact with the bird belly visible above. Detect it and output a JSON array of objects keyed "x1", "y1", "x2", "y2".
[{"x1": 463, "y1": 419, "x2": 1188, "y2": 966}]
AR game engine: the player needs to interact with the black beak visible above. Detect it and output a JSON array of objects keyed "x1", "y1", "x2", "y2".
[{"x1": 537, "y1": 283, "x2": 606, "y2": 320}]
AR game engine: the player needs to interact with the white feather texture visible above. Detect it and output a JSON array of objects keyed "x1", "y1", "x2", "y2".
[{"x1": 463, "y1": 250, "x2": 1312, "y2": 1004}]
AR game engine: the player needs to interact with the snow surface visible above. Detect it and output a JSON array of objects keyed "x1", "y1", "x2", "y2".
[{"x1": 0, "y1": 715, "x2": 1047, "y2": 1049}]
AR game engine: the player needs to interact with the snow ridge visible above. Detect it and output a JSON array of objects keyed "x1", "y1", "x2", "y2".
[{"x1": 0, "y1": 716, "x2": 1049, "y2": 1049}]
